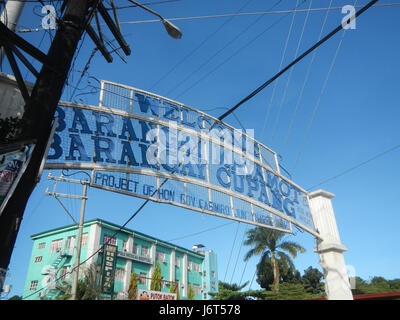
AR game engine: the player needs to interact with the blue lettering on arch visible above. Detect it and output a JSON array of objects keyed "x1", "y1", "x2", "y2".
[
  {"x1": 69, "y1": 108, "x2": 93, "y2": 134},
  {"x1": 91, "y1": 136, "x2": 116, "y2": 164},
  {"x1": 65, "y1": 134, "x2": 91, "y2": 161}
]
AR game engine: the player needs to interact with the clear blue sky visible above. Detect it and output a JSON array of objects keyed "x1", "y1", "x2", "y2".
[{"x1": 2, "y1": 0, "x2": 400, "y2": 298}]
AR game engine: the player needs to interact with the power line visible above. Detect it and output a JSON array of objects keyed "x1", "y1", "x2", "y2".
[
  {"x1": 280, "y1": 0, "x2": 334, "y2": 157},
  {"x1": 292, "y1": 0, "x2": 359, "y2": 175},
  {"x1": 223, "y1": 222, "x2": 240, "y2": 282},
  {"x1": 173, "y1": 0, "x2": 307, "y2": 100},
  {"x1": 260, "y1": 0, "x2": 304, "y2": 142},
  {"x1": 167, "y1": 0, "x2": 284, "y2": 99},
  {"x1": 217, "y1": 0, "x2": 379, "y2": 123},
  {"x1": 167, "y1": 221, "x2": 235, "y2": 242},
  {"x1": 269, "y1": 0, "x2": 313, "y2": 146},
  {"x1": 116, "y1": 3, "x2": 400, "y2": 25},
  {"x1": 148, "y1": 0, "x2": 256, "y2": 91},
  {"x1": 306, "y1": 143, "x2": 400, "y2": 191}
]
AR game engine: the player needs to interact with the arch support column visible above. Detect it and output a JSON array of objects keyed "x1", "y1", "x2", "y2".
[{"x1": 308, "y1": 190, "x2": 353, "y2": 300}]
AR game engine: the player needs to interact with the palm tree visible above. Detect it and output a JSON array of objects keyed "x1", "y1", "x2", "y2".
[{"x1": 243, "y1": 227, "x2": 305, "y2": 291}]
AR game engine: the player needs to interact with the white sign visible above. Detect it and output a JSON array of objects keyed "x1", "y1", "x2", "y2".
[{"x1": 137, "y1": 289, "x2": 177, "y2": 300}]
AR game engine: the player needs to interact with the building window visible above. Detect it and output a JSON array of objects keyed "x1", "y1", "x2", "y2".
[
  {"x1": 81, "y1": 233, "x2": 88, "y2": 247},
  {"x1": 50, "y1": 239, "x2": 63, "y2": 253},
  {"x1": 204, "y1": 293, "x2": 207, "y2": 300},
  {"x1": 203, "y1": 281, "x2": 206, "y2": 289},
  {"x1": 122, "y1": 240, "x2": 128, "y2": 252},
  {"x1": 175, "y1": 256, "x2": 180, "y2": 267},
  {"x1": 38, "y1": 242, "x2": 45, "y2": 249},
  {"x1": 193, "y1": 284, "x2": 201, "y2": 295},
  {"x1": 115, "y1": 268, "x2": 125, "y2": 282},
  {"x1": 203, "y1": 270, "x2": 206, "y2": 277},
  {"x1": 103, "y1": 234, "x2": 117, "y2": 246},
  {"x1": 65, "y1": 236, "x2": 75, "y2": 250},
  {"x1": 193, "y1": 262, "x2": 201, "y2": 272},
  {"x1": 60, "y1": 266, "x2": 71, "y2": 281},
  {"x1": 29, "y1": 280, "x2": 38, "y2": 291},
  {"x1": 141, "y1": 245, "x2": 149, "y2": 257},
  {"x1": 139, "y1": 272, "x2": 147, "y2": 285},
  {"x1": 211, "y1": 282, "x2": 216, "y2": 290},
  {"x1": 187, "y1": 261, "x2": 192, "y2": 271},
  {"x1": 156, "y1": 251, "x2": 166, "y2": 263},
  {"x1": 34, "y1": 256, "x2": 42, "y2": 263},
  {"x1": 211, "y1": 271, "x2": 215, "y2": 278},
  {"x1": 132, "y1": 243, "x2": 138, "y2": 254}
]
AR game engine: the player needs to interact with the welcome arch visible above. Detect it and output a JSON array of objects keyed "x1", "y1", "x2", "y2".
[{"x1": 44, "y1": 80, "x2": 353, "y2": 299}]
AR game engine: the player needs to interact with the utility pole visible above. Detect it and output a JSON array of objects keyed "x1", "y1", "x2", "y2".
[
  {"x1": 0, "y1": 0, "x2": 93, "y2": 293},
  {"x1": 0, "y1": 0, "x2": 26, "y2": 64},
  {"x1": 45, "y1": 174, "x2": 89, "y2": 300}
]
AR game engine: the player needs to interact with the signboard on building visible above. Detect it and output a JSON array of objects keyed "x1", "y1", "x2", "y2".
[
  {"x1": 137, "y1": 289, "x2": 177, "y2": 300},
  {"x1": 44, "y1": 80, "x2": 317, "y2": 237},
  {"x1": 101, "y1": 244, "x2": 117, "y2": 295}
]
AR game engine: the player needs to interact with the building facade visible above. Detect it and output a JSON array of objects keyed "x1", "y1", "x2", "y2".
[{"x1": 22, "y1": 219, "x2": 218, "y2": 300}]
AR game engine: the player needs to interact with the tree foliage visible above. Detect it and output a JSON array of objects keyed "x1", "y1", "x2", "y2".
[
  {"x1": 188, "y1": 283, "x2": 195, "y2": 300},
  {"x1": 128, "y1": 269, "x2": 139, "y2": 300},
  {"x1": 243, "y1": 227, "x2": 305, "y2": 291},
  {"x1": 150, "y1": 262, "x2": 162, "y2": 292},
  {"x1": 208, "y1": 281, "x2": 249, "y2": 300},
  {"x1": 56, "y1": 263, "x2": 102, "y2": 300}
]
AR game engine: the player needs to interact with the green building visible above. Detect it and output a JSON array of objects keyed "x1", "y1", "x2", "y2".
[{"x1": 22, "y1": 218, "x2": 218, "y2": 300}]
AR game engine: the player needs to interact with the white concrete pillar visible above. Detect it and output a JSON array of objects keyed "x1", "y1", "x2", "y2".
[
  {"x1": 182, "y1": 254, "x2": 188, "y2": 298},
  {"x1": 123, "y1": 236, "x2": 134, "y2": 294},
  {"x1": 86, "y1": 223, "x2": 101, "y2": 268},
  {"x1": 170, "y1": 249, "x2": 175, "y2": 283},
  {"x1": 309, "y1": 190, "x2": 353, "y2": 300},
  {"x1": 149, "y1": 242, "x2": 157, "y2": 290}
]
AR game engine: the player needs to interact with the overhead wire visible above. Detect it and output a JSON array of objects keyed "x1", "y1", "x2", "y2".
[
  {"x1": 268, "y1": 0, "x2": 313, "y2": 147},
  {"x1": 216, "y1": 0, "x2": 379, "y2": 123},
  {"x1": 260, "y1": 0, "x2": 303, "y2": 142},
  {"x1": 280, "y1": 0, "x2": 334, "y2": 157},
  {"x1": 223, "y1": 222, "x2": 240, "y2": 282},
  {"x1": 168, "y1": 0, "x2": 285, "y2": 99},
  {"x1": 148, "y1": 0, "x2": 256, "y2": 92},
  {"x1": 292, "y1": 0, "x2": 360, "y2": 175},
  {"x1": 116, "y1": 3, "x2": 400, "y2": 25},
  {"x1": 306, "y1": 143, "x2": 400, "y2": 191},
  {"x1": 173, "y1": 0, "x2": 307, "y2": 101}
]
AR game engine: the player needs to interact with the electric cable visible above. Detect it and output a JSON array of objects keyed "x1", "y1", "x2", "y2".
[
  {"x1": 292, "y1": 0, "x2": 359, "y2": 175},
  {"x1": 306, "y1": 143, "x2": 400, "y2": 191},
  {"x1": 269, "y1": 0, "x2": 313, "y2": 147},
  {"x1": 223, "y1": 222, "x2": 240, "y2": 282},
  {"x1": 167, "y1": 0, "x2": 285, "y2": 99},
  {"x1": 216, "y1": 0, "x2": 379, "y2": 123},
  {"x1": 173, "y1": 0, "x2": 307, "y2": 101},
  {"x1": 260, "y1": 0, "x2": 303, "y2": 142},
  {"x1": 230, "y1": 224, "x2": 248, "y2": 284},
  {"x1": 280, "y1": 0, "x2": 334, "y2": 157},
  {"x1": 167, "y1": 221, "x2": 235, "y2": 242},
  {"x1": 148, "y1": 0, "x2": 256, "y2": 91}
]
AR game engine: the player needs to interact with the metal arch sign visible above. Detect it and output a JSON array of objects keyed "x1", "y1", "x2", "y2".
[{"x1": 44, "y1": 80, "x2": 317, "y2": 237}]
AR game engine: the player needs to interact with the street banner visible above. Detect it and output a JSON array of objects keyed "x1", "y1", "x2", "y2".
[{"x1": 0, "y1": 143, "x2": 35, "y2": 216}]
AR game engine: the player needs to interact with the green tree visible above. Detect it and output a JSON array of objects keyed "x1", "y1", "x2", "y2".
[
  {"x1": 170, "y1": 281, "x2": 180, "y2": 300},
  {"x1": 208, "y1": 281, "x2": 248, "y2": 300},
  {"x1": 56, "y1": 263, "x2": 102, "y2": 300},
  {"x1": 128, "y1": 269, "x2": 139, "y2": 300},
  {"x1": 150, "y1": 262, "x2": 162, "y2": 291},
  {"x1": 301, "y1": 266, "x2": 324, "y2": 294},
  {"x1": 243, "y1": 227, "x2": 305, "y2": 291},
  {"x1": 188, "y1": 283, "x2": 195, "y2": 300}
]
